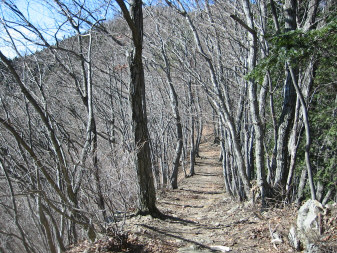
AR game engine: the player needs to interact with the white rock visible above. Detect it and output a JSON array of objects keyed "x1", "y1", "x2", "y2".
[
  {"x1": 210, "y1": 245, "x2": 231, "y2": 252},
  {"x1": 297, "y1": 200, "x2": 324, "y2": 249},
  {"x1": 288, "y1": 225, "x2": 300, "y2": 250},
  {"x1": 305, "y1": 243, "x2": 321, "y2": 253}
]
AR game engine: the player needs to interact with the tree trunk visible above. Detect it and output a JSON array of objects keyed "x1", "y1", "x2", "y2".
[
  {"x1": 322, "y1": 189, "x2": 332, "y2": 205},
  {"x1": 116, "y1": 0, "x2": 159, "y2": 216},
  {"x1": 240, "y1": 0, "x2": 268, "y2": 205},
  {"x1": 274, "y1": 0, "x2": 298, "y2": 188},
  {"x1": 287, "y1": 62, "x2": 316, "y2": 200},
  {"x1": 188, "y1": 81, "x2": 196, "y2": 177},
  {"x1": 160, "y1": 39, "x2": 183, "y2": 189},
  {"x1": 167, "y1": 0, "x2": 251, "y2": 198},
  {"x1": 195, "y1": 94, "x2": 203, "y2": 158},
  {"x1": 267, "y1": 72, "x2": 278, "y2": 184},
  {"x1": 169, "y1": 83, "x2": 183, "y2": 188},
  {"x1": 296, "y1": 169, "x2": 307, "y2": 204},
  {"x1": 286, "y1": 98, "x2": 300, "y2": 195},
  {"x1": 220, "y1": 124, "x2": 232, "y2": 195}
]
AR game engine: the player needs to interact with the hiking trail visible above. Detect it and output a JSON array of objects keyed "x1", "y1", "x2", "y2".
[
  {"x1": 68, "y1": 141, "x2": 298, "y2": 252},
  {"x1": 121, "y1": 142, "x2": 296, "y2": 252}
]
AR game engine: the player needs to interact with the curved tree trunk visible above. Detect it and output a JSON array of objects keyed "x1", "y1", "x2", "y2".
[
  {"x1": 274, "y1": 0, "x2": 298, "y2": 188},
  {"x1": 287, "y1": 62, "x2": 316, "y2": 200}
]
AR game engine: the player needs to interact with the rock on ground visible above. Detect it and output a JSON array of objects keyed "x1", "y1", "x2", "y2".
[{"x1": 297, "y1": 199, "x2": 324, "y2": 249}]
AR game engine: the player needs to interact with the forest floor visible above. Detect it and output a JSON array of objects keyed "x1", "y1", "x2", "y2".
[
  {"x1": 119, "y1": 142, "x2": 298, "y2": 253},
  {"x1": 67, "y1": 140, "x2": 336, "y2": 253}
]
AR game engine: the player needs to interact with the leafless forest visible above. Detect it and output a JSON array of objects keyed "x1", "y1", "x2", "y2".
[{"x1": 0, "y1": 0, "x2": 336, "y2": 252}]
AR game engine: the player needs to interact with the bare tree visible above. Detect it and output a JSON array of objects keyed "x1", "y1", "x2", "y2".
[{"x1": 115, "y1": 0, "x2": 161, "y2": 217}]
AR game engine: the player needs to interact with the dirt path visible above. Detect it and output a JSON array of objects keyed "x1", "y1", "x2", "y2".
[
  {"x1": 121, "y1": 142, "x2": 297, "y2": 253},
  {"x1": 67, "y1": 142, "x2": 298, "y2": 252}
]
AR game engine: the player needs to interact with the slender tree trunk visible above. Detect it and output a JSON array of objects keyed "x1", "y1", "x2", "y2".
[
  {"x1": 93, "y1": 126, "x2": 106, "y2": 220},
  {"x1": 188, "y1": 81, "x2": 196, "y2": 176},
  {"x1": 274, "y1": 0, "x2": 298, "y2": 188},
  {"x1": 286, "y1": 98, "x2": 301, "y2": 194},
  {"x1": 167, "y1": 0, "x2": 251, "y2": 198},
  {"x1": 296, "y1": 169, "x2": 307, "y2": 204},
  {"x1": 160, "y1": 40, "x2": 183, "y2": 189},
  {"x1": 195, "y1": 94, "x2": 203, "y2": 158},
  {"x1": 246, "y1": 125, "x2": 254, "y2": 180},
  {"x1": 322, "y1": 189, "x2": 332, "y2": 205},
  {"x1": 220, "y1": 124, "x2": 232, "y2": 195},
  {"x1": 212, "y1": 108, "x2": 220, "y2": 144},
  {"x1": 239, "y1": 0, "x2": 268, "y2": 205},
  {"x1": 169, "y1": 89, "x2": 183, "y2": 188},
  {"x1": 287, "y1": 62, "x2": 316, "y2": 200},
  {"x1": 86, "y1": 34, "x2": 106, "y2": 220},
  {"x1": 181, "y1": 145, "x2": 188, "y2": 178}
]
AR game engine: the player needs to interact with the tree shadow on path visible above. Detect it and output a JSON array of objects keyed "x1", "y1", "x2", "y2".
[{"x1": 138, "y1": 224, "x2": 218, "y2": 252}]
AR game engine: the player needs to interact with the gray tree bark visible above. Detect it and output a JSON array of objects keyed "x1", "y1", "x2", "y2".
[
  {"x1": 240, "y1": 0, "x2": 268, "y2": 206},
  {"x1": 159, "y1": 38, "x2": 183, "y2": 189},
  {"x1": 274, "y1": 0, "x2": 297, "y2": 188},
  {"x1": 296, "y1": 169, "x2": 307, "y2": 204},
  {"x1": 188, "y1": 80, "x2": 196, "y2": 177},
  {"x1": 287, "y1": 62, "x2": 316, "y2": 200},
  {"x1": 166, "y1": 0, "x2": 251, "y2": 198}
]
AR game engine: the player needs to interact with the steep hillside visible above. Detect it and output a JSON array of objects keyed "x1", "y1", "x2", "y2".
[{"x1": 1, "y1": 1, "x2": 336, "y2": 252}]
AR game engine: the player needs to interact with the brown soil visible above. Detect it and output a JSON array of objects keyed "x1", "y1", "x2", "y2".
[{"x1": 67, "y1": 141, "x2": 336, "y2": 252}]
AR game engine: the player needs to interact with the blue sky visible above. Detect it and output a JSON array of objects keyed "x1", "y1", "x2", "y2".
[
  {"x1": 0, "y1": 0, "x2": 116, "y2": 58},
  {"x1": 0, "y1": 0, "x2": 200, "y2": 58},
  {"x1": 0, "y1": 0, "x2": 60, "y2": 58}
]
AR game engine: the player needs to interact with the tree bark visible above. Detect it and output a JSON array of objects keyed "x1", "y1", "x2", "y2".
[
  {"x1": 159, "y1": 38, "x2": 183, "y2": 189},
  {"x1": 177, "y1": 1, "x2": 251, "y2": 198},
  {"x1": 287, "y1": 62, "x2": 316, "y2": 200},
  {"x1": 188, "y1": 80, "x2": 196, "y2": 177},
  {"x1": 274, "y1": 0, "x2": 297, "y2": 188},
  {"x1": 220, "y1": 124, "x2": 232, "y2": 195},
  {"x1": 296, "y1": 169, "x2": 307, "y2": 204},
  {"x1": 236, "y1": 0, "x2": 268, "y2": 205},
  {"x1": 286, "y1": 97, "x2": 300, "y2": 191},
  {"x1": 116, "y1": 0, "x2": 160, "y2": 216}
]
